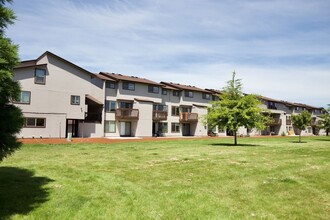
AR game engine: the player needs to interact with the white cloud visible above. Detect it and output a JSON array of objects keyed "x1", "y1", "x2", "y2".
[{"x1": 7, "y1": 0, "x2": 330, "y2": 107}]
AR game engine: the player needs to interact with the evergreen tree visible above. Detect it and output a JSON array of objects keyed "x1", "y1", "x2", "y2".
[
  {"x1": 204, "y1": 72, "x2": 270, "y2": 145},
  {"x1": 292, "y1": 110, "x2": 312, "y2": 143},
  {"x1": 0, "y1": 0, "x2": 23, "y2": 161}
]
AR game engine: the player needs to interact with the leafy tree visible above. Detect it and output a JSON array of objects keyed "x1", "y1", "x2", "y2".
[
  {"x1": 292, "y1": 110, "x2": 312, "y2": 143},
  {"x1": 204, "y1": 72, "x2": 270, "y2": 145},
  {"x1": 0, "y1": 0, "x2": 23, "y2": 161},
  {"x1": 318, "y1": 106, "x2": 330, "y2": 136}
]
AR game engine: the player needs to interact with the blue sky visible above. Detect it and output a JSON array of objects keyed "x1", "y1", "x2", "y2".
[{"x1": 6, "y1": 0, "x2": 330, "y2": 107}]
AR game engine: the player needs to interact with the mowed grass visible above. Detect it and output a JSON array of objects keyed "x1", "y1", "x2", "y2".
[{"x1": 1, "y1": 137, "x2": 329, "y2": 219}]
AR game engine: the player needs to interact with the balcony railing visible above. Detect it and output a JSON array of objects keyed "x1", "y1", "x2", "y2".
[
  {"x1": 286, "y1": 119, "x2": 292, "y2": 125},
  {"x1": 153, "y1": 110, "x2": 168, "y2": 121},
  {"x1": 179, "y1": 112, "x2": 198, "y2": 122},
  {"x1": 268, "y1": 118, "x2": 282, "y2": 125},
  {"x1": 115, "y1": 108, "x2": 139, "y2": 120}
]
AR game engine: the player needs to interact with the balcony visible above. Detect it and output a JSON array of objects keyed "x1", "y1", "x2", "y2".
[
  {"x1": 268, "y1": 118, "x2": 282, "y2": 125},
  {"x1": 179, "y1": 112, "x2": 198, "y2": 123},
  {"x1": 311, "y1": 120, "x2": 319, "y2": 126},
  {"x1": 115, "y1": 108, "x2": 139, "y2": 120},
  {"x1": 286, "y1": 119, "x2": 292, "y2": 125},
  {"x1": 153, "y1": 110, "x2": 168, "y2": 121}
]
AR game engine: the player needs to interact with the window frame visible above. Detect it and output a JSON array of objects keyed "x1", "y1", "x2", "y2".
[
  {"x1": 106, "y1": 81, "x2": 116, "y2": 89},
  {"x1": 105, "y1": 100, "x2": 116, "y2": 112},
  {"x1": 104, "y1": 120, "x2": 116, "y2": 133},
  {"x1": 34, "y1": 68, "x2": 46, "y2": 85},
  {"x1": 184, "y1": 90, "x2": 194, "y2": 98},
  {"x1": 15, "y1": 91, "x2": 31, "y2": 104},
  {"x1": 71, "y1": 95, "x2": 80, "y2": 105},
  {"x1": 122, "y1": 81, "x2": 135, "y2": 91},
  {"x1": 162, "y1": 89, "x2": 167, "y2": 95},
  {"x1": 148, "y1": 85, "x2": 160, "y2": 94},
  {"x1": 173, "y1": 90, "x2": 180, "y2": 97},
  {"x1": 24, "y1": 117, "x2": 46, "y2": 128},
  {"x1": 202, "y1": 93, "x2": 211, "y2": 100},
  {"x1": 171, "y1": 106, "x2": 180, "y2": 116},
  {"x1": 171, "y1": 123, "x2": 180, "y2": 133}
]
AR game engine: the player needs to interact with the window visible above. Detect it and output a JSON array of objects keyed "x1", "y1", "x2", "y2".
[
  {"x1": 148, "y1": 85, "x2": 160, "y2": 93},
  {"x1": 122, "y1": 81, "x2": 135, "y2": 90},
  {"x1": 120, "y1": 102, "x2": 133, "y2": 109},
  {"x1": 171, "y1": 106, "x2": 180, "y2": 116},
  {"x1": 295, "y1": 106, "x2": 299, "y2": 111},
  {"x1": 184, "y1": 90, "x2": 194, "y2": 98},
  {"x1": 153, "y1": 104, "x2": 167, "y2": 111},
  {"x1": 171, "y1": 123, "x2": 180, "y2": 133},
  {"x1": 212, "y1": 95, "x2": 217, "y2": 101},
  {"x1": 181, "y1": 107, "x2": 192, "y2": 113},
  {"x1": 24, "y1": 118, "x2": 46, "y2": 128},
  {"x1": 162, "y1": 89, "x2": 167, "y2": 95},
  {"x1": 106, "y1": 81, "x2": 116, "y2": 89},
  {"x1": 71, "y1": 95, "x2": 80, "y2": 105},
  {"x1": 268, "y1": 102, "x2": 277, "y2": 109},
  {"x1": 159, "y1": 122, "x2": 168, "y2": 133},
  {"x1": 35, "y1": 68, "x2": 46, "y2": 84},
  {"x1": 16, "y1": 91, "x2": 31, "y2": 104},
  {"x1": 105, "y1": 121, "x2": 116, "y2": 133},
  {"x1": 173, "y1": 90, "x2": 180, "y2": 97},
  {"x1": 105, "y1": 100, "x2": 116, "y2": 112},
  {"x1": 202, "y1": 93, "x2": 211, "y2": 100}
]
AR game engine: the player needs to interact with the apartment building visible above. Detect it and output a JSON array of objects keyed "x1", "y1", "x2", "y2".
[
  {"x1": 13, "y1": 51, "x2": 104, "y2": 138},
  {"x1": 13, "y1": 51, "x2": 326, "y2": 138},
  {"x1": 256, "y1": 95, "x2": 325, "y2": 136}
]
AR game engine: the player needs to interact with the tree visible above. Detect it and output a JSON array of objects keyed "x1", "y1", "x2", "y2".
[
  {"x1": 0, "y1": 0, "x2": 24, "y2": 161},
  {"x1": 318, "y1": 106, "x2": 330, "y2": 136},
  {"x1": 204, "y1": 72, "x2": 270, "y2": 145},
  {"x1": 292, "y1": 110, "x2": 312, "y2": 143}
]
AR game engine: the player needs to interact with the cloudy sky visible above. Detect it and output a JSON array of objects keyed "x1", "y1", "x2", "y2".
[{"x1": 6, "y1": 0, "x2": 330, "y2": 107}]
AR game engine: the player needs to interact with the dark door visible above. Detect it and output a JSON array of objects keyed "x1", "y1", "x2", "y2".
[
  {"x1": 66, "y1": 119, "x2": 79, "y2": 138},
  {"x1": 182, "y1": 123, "x2": 190, "y2": 136}
]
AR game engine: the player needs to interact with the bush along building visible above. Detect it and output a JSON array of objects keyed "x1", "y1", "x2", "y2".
[{"x1": 13, "y1": 51, "x2": 326, "y2": 138}]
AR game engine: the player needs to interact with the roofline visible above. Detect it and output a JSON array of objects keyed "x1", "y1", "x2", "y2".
[{"x1": 37, "y1": 51, "x2": 94, "y2": 77}]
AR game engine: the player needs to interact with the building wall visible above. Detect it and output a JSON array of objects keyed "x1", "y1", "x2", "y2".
[
  {"x1": 14, "y1": 54, "x2": 104, "y2": 138},
  {"x1": 18, "y1": 113, "x2": 66, "y2": 138}
]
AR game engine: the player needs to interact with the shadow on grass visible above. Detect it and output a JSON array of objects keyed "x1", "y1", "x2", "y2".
[
  {"x1": 290, "y1": 141, "x2": 308, "y2": 144},
  {"x1": 315, "y1": 138, "x2": 330, "y2": 142},
  {"x1": 0, "y1": 167, "x2": 53, "y2": 220},
  {"x1": 210, "y1": 143, "x2": 260, "y2": 147}
]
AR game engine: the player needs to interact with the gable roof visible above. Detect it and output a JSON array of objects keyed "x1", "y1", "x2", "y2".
[
  {"x1": 160, "y1": 82, "x2": 212, "y2": 93},
  {"x1": 100, "y1": 72, "x2": 161, "y2": 86},
  {"x1": 15, "y1": 51, "x2": 94, "y2": 77}
]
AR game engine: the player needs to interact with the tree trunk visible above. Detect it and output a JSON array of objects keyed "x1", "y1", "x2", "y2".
[
  {"x1": 327, "y1": 129, "x2": 329, "y2": 136},
  {"x1": 299, "y1": 130, "x2": 301, "y2": 143},
  {"x1": 234, "y1": 131, "x2": 237, "y2": 145}
]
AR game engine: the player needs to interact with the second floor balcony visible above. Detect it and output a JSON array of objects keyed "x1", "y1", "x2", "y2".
[
  {"x1": 179, "y1": 112, "x2": 198, "y2": 123},
  {"x1": 268, "y1": 118, "x2": 282, "y2": 126},
  {"x1": 311, "y1": 119, "x2": 319, "y2": 126},
  {"x1": 115, "y1": 108, "x2": 139, "y2": 120},
  {"x1": 153, "y1": 110, "x2": 168, "y2": 121}
]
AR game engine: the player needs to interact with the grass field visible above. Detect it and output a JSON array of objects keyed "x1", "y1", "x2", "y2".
[{"x1": 0, "y1": 136, "x2": 329, "y2": 219}]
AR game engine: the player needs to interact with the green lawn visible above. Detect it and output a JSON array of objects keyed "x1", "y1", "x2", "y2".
[{"x1": 1, "y1": 137, "x2": 329, "y2": 220}]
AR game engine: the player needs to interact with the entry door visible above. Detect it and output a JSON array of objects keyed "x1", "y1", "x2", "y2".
[
  {"x1": 182, "y1": 123, "x2": 190, "y2": 136},
  {"x1": 120, "y1": 122, "x2": 131, "y2": 136}
]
